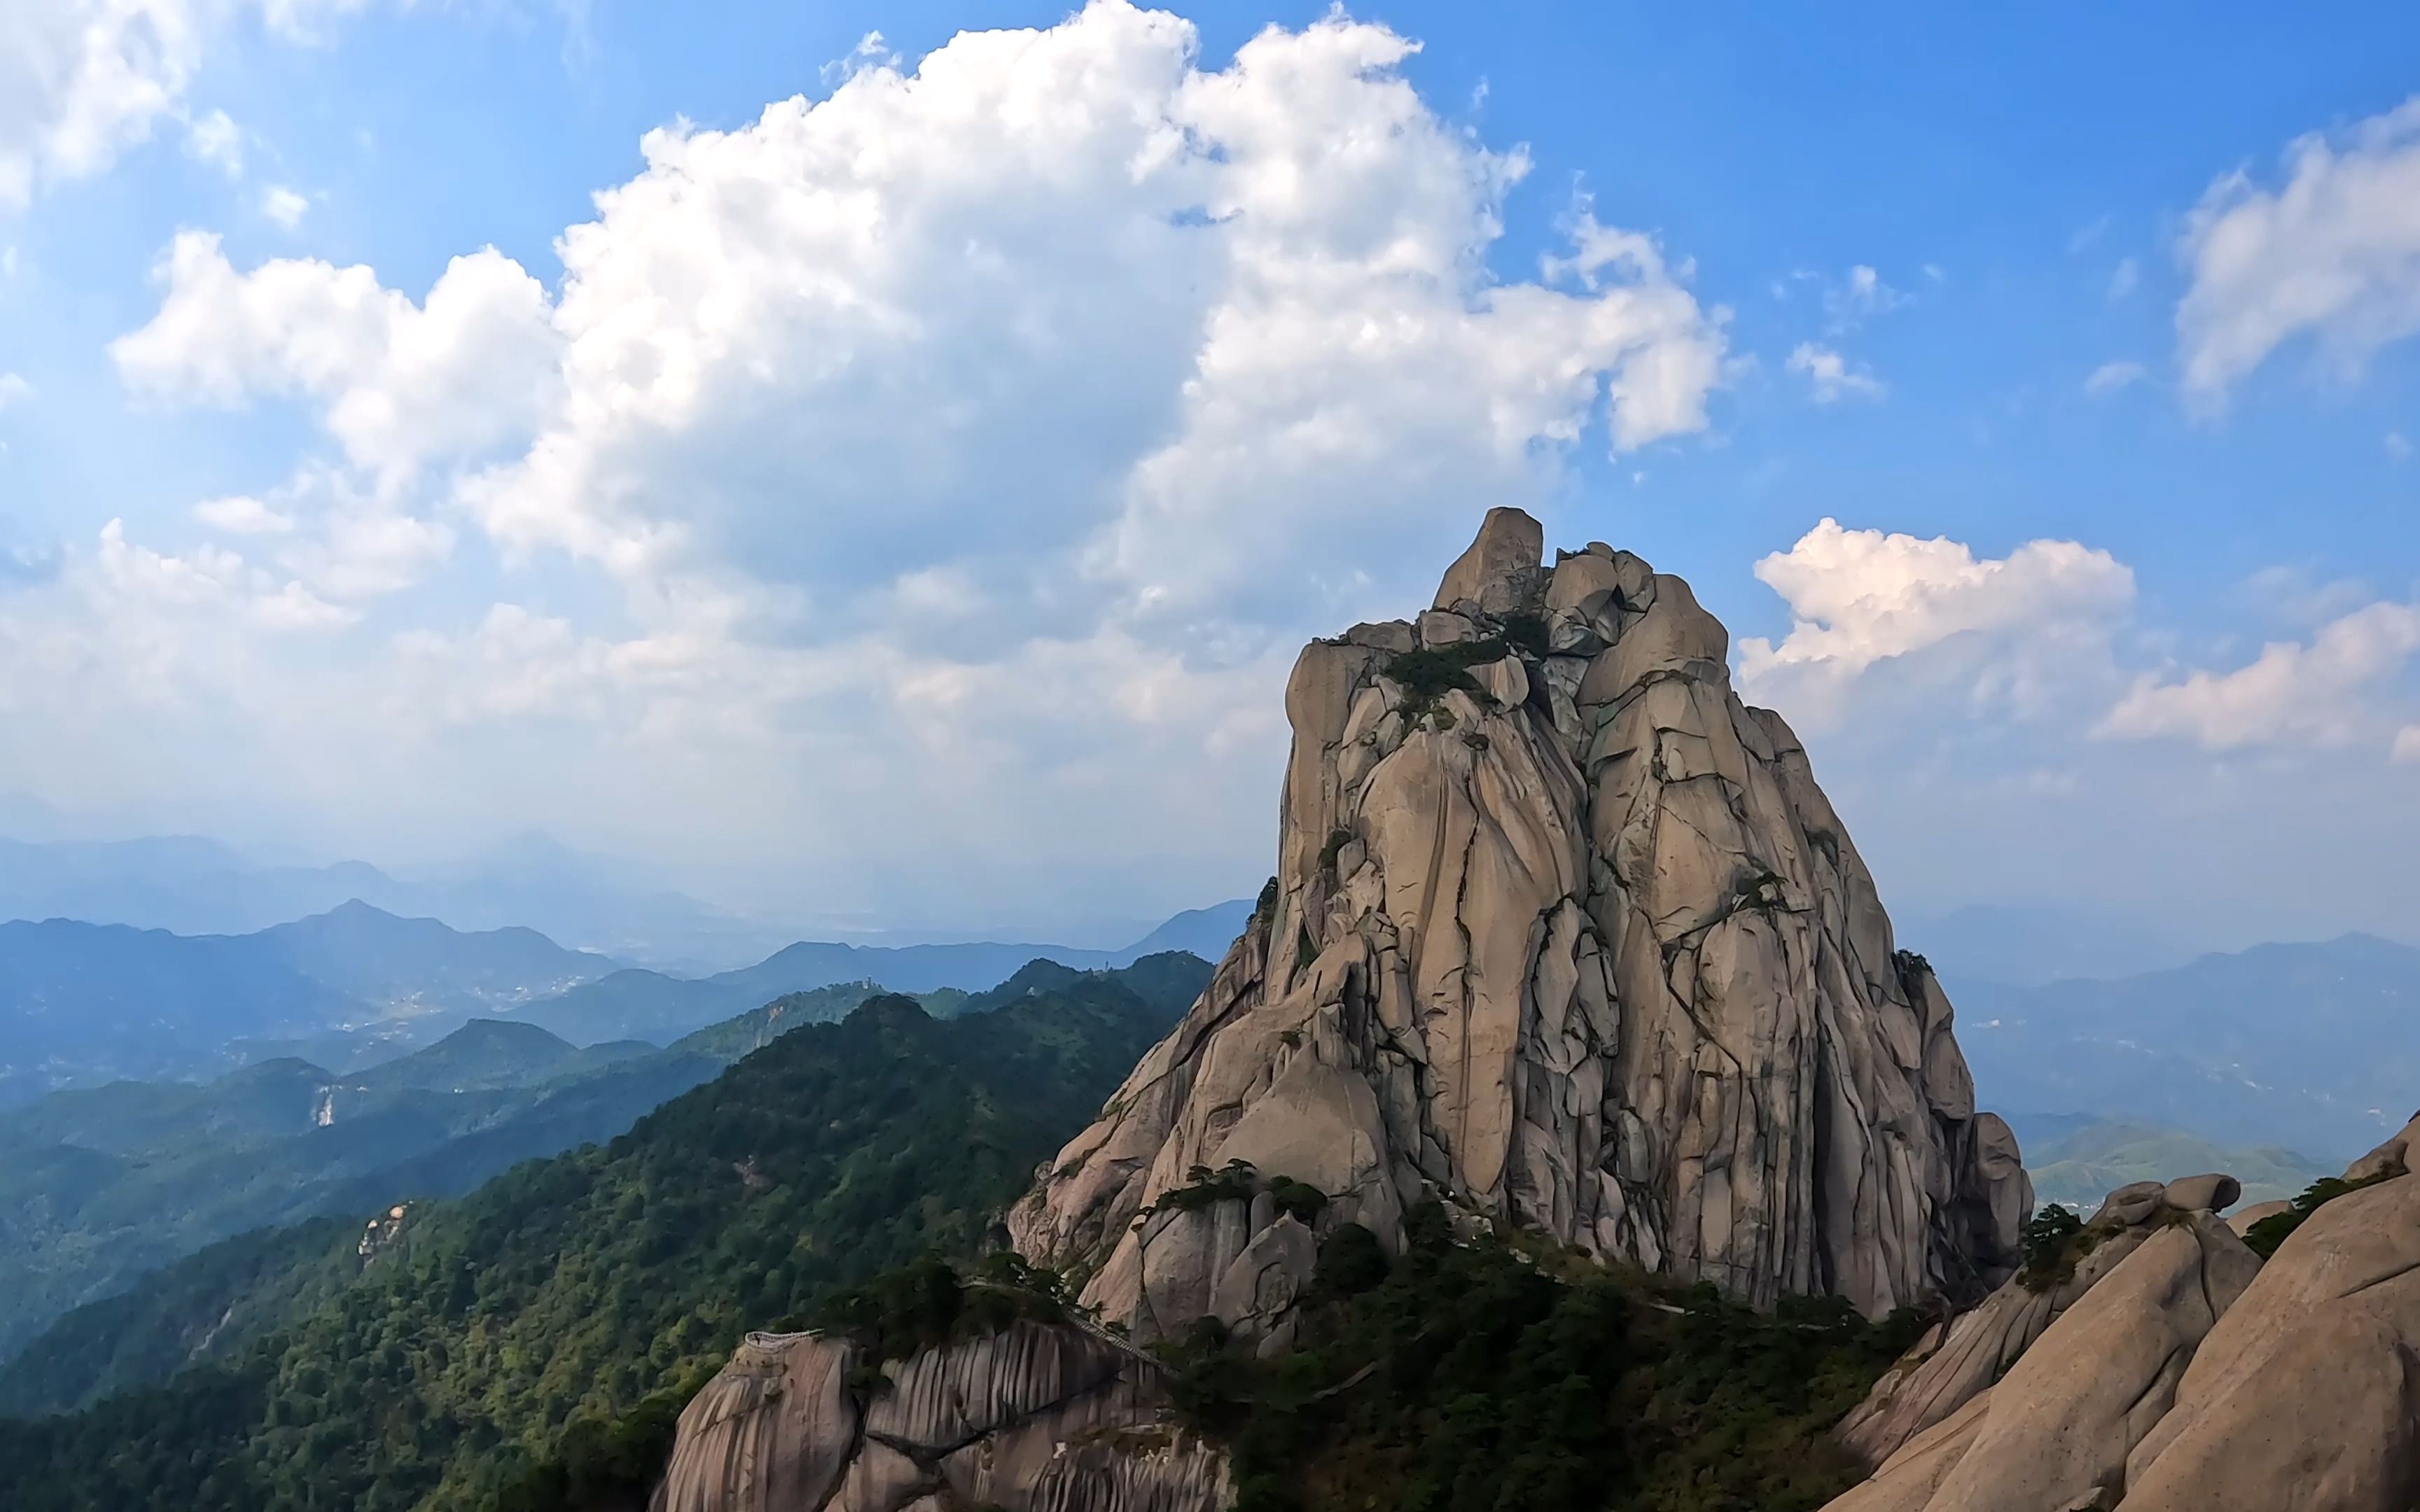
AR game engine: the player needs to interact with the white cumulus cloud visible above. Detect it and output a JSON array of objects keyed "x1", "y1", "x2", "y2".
[
  {"x1": 0, "y1": 1, "x2": 369, "y2": 208},
  {"x1": 2099, "y1": 599, "x2": 2420, "y2": 751},
  {"x1": 113, "y1": 230, "x2": 560, "y2": 486},
  {"x1": 2178, "y1": 95, "x2": 2420, "y2": 401},
  {"x1": 1786, "y1": 342, "x2": 1883, "y2": 403},
  {"x1": 193, "y1": 493, "x2": 292, "y2": 533},
  {"x1": 183, "y1": 106, "x2": 243, "y2": 176},
  {"x1": 1737, "y1": 517, "x2": 2136, "y2": 725},
  {"x1": 260, "y1": 183, "x2": 307, "y2": 227},
  {"x1": 2085, "y1": 360, "x2": 2146, "y2": 396},
  {"x1": 57, "y1": 0, "x2": 1732, "y2": 918}
]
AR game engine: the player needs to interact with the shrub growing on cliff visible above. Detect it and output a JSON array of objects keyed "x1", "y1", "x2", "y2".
[
  {"x1": 1157, "y1": 1202, "x2": 1911, "y2": 1512},
  {"x1": 2242, "y1": 1170, "x2": 2393, "y2": 1258},
  {"x1": 1381, "y1": 638, "x2": 1512, "y2": 724},
  {"x1": 2017, "y1": 1204, "x2": 2088, "y2": 1292}
]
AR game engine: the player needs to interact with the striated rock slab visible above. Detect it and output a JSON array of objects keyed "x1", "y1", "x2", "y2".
[
  {"x1": 1823, "y1": 1211, "x2": 2262, "y2": 1512},
  {"x1": 651, "y1": 1322, "x2": 1227, "y2": 1512},
  {"x1": 1827, "y1": 1113, "x2": 2420, "y2": 1509},
  {"x1": 1012, "y1": 514, "x2": 2027, "y2": 1331},
  {"x1": 1838, "y1": 1174, "x2": 2252, "y2": 1468},
  {"x1": 2118, "y1": 1141, "x2": 2420, "y2": 1511}
]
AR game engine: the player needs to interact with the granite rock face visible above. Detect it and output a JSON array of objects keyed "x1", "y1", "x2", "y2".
[
  {"x1": 1011, "y1": 510, "x2": 2027, "y2": 1331},
  {"x1": 650, "y1": 1321, "x2": 1227, "y2": 1512},
  {"x1": 1837, "y1": 1176, "x2": 2253, "y2": 1469},
  {"x1": 1823, "y1": 1210, "x2": 2263, "y2": 1512},
  {"x1": 1826, "y1": 1113, "x2": 2420, "y2": 1510}
]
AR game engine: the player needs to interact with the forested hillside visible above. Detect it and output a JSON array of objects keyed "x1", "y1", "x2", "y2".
[{"x1": 0, "y1": 967, "x2": 1195, "y2": 1511}]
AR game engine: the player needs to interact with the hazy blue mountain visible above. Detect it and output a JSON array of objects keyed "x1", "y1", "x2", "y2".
[
  {"x1": 499, "y1": 966, "x2": 749, "y2": 1045},
  {"x1": 0, "y1": 1058, "x2": 338, "y2": 1157},
  {"x1": 506, "y1": 949, "x2": 1068, "y2": 1044},
  {"x1": 1114, "y1": 897, "x2": 1253, "y2": 965},
  {"x1": 346, "y1": 1020, "x2": 655, "y2": 1095},
  {"x1": 665, "y1": 982, "x2": 941, "y2": 1062},
  {"x1": 0, "y1": 920, "x2": 362, "y2": 1089},
  {"x1": 0, "y1": 952, "x2": 1206, "y2": 1373},
  {"x1": 960, "y1": 951, "x2": 1214, "y2": 1021},
  {"x1": 1903, "y1": 901, "x2": 2215, "y2": 988},
  {"x1": 508, "y1": 911, "x2": 1230, "y2": 1045},
  {"x1": 1961, "y1": 933, "x2": 2420, "y2": 1158},
  {"x1": 252, "y1": 900, "x2": 611, "y2": 1012},
  {"x1": 2017, "y1": 1118, "x2": 2334, "y2": 1214},
  {"x1": 0, "y1": 903, "x2": 627, "y2": 1103},
  {"x1": 0, "y1": 1038, "x2": 716, "y2": 1366},
  {"x1": 0, "y1": 836, "x2": 398, "y2": 941},
  {"x1": 0, "y1": 832, "x2": 777, "y2": 966},
  {"x1": 382, "y1": 832, "x2": 797, "y2": 965}
]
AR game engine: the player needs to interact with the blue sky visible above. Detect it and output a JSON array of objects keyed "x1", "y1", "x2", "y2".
[{"x1": 0, "y1": 0, "x2": 2414, "y2": 944}]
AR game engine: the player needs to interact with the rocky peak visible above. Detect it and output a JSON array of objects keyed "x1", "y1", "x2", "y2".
[
  {"x1": 1011, "y1": 510, "x2": 2028, "y2": 1336},
  {"x1": 1431, "y1": 504, "x2": 1545, "y2": 615}
]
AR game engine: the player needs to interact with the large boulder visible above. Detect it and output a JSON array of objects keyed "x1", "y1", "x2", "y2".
[
  {"x1": 1013, "y1": 510, "x2": 2026, "y2": 1331},
  {"x1": 1827, "y1": 1112, "x2": 2420, "y2": 1509},
  {"x1": 1824, "y1": 1212, "x2": 2263, "y2": 1512},
  {"x1": 2118, "y1": 1172, "x2": 2420, "y2": 1511},
  {"x1": 650, "y1": 1322, "x2": 1227, "y2": 1512},
  {"x1": 1432, "y1": 505, "x2": 1545, "y2": 615},
  {"x1": 1836, "y1": 1177, "x2": 2223, "y2": 1466}
]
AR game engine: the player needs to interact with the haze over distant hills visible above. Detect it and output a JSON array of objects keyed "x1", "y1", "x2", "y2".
[
  {"x1": 0, "y1": 892, "x2": 1258, "y2": 1102},
  {"x1": 1900, "y1": 901, "x2": 2226, "y2": 988},
  {"x1": 0, "y1": 902, "x2": 616, "y2": 1100},
  {"x1": 0, "y1": 954, "x2": 1218, "y2": 1380},
  {"x1": 1959, "y1": 932, "x2": 2420, "y2": 1158},
  {"x1": 0, "y1": 827, "x2": 1262, "y2": 972},
  {"x1": 0, "y1": 832, "x2": 796, "y2": 967}
]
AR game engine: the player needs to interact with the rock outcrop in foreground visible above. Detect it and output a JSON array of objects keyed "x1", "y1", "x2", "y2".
[
  {"x1": 1825, "y1": 1112, "x2": 2420, "y2": 1511},
  {"x1": 650, "y1": 1321, "x2": 1224, "y2": 1512},
  {"x1": 1012, "y1": 507, "x2": 2026, "y2": 1331},
  {"x1": 1835, "y1": 1173, "x2": 2245, "y2": 1468}
]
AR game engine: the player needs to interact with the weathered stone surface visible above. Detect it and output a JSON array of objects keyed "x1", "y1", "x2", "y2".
[
  {"x1": 2094, "y1": 1182, "x2": 2166, "y2": 1226},
  {"x1": 1013, "y1": 510, "x2": 2025, "y2": 1330},
  {"x1": 1837, "y1": 1222, "x2": 2163, "y2": 1466},
  {"x1": 1209, "y1": 1215, "x2": 1317, "y2": 1341},
  {"x1": 1833, "y1": 1108, "x2": 2420, "y2": 1510},
  {"x1": 2159, "y1": 1174, "x2": 2240, "y2": 1212},
  {"x1": 2118, "y1": 1172, "x2": 2420, "y2": 1511},
  {"x1": 1433, "y1": 505, "x2": 1544, "y2": 614},
  {"x1": 1823, "y1": 1213, "x2": 2262, "y2": 1512},
  {"x1": 2346, "y1": 1109, "x2": 2420, "y2": 1183},
  {"x1": 2225, "y1": 1199, "x2": 2289, "y2": 1237},
  {"x1": 653, "y1": 1329, "x2": 858, "y2": 1512},
  {"x1": 1340, "y1": 620, "x2": 1415, "y2": 654},
  {"x1": 650, "y1": 1322, "x2": 1228, "y2": 1512}
]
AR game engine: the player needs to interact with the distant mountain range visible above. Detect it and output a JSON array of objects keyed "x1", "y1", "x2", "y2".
[
  {"x1": 0, "y1": 894, "x2": 1256, "y2": 1102},
  {"x1": 1961, "y1": 932, "x2": 2420, "y2": 1158},
  {"x1": 501, "y1": 896, "x2": 1254, "y2": 1045},
  {"x1": 0, "y1": 953, "x2": 1217, "y2": 1376},
  {"x1": 2009, "y1": 1114, "x2": 2334, "y2": 1214},
  {"x1": 0, "y1": 829, "x2": 1263, "y2": 972},
  {"x1": 0, "y1": 901, "x2": 616, "y2": 1100},
  {"x1": 1902, "y1": 902, "x2": 2221, "y2": 988},
  {"x1": 0, "y1": 832, "x2": 803, "y2": 966}
]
